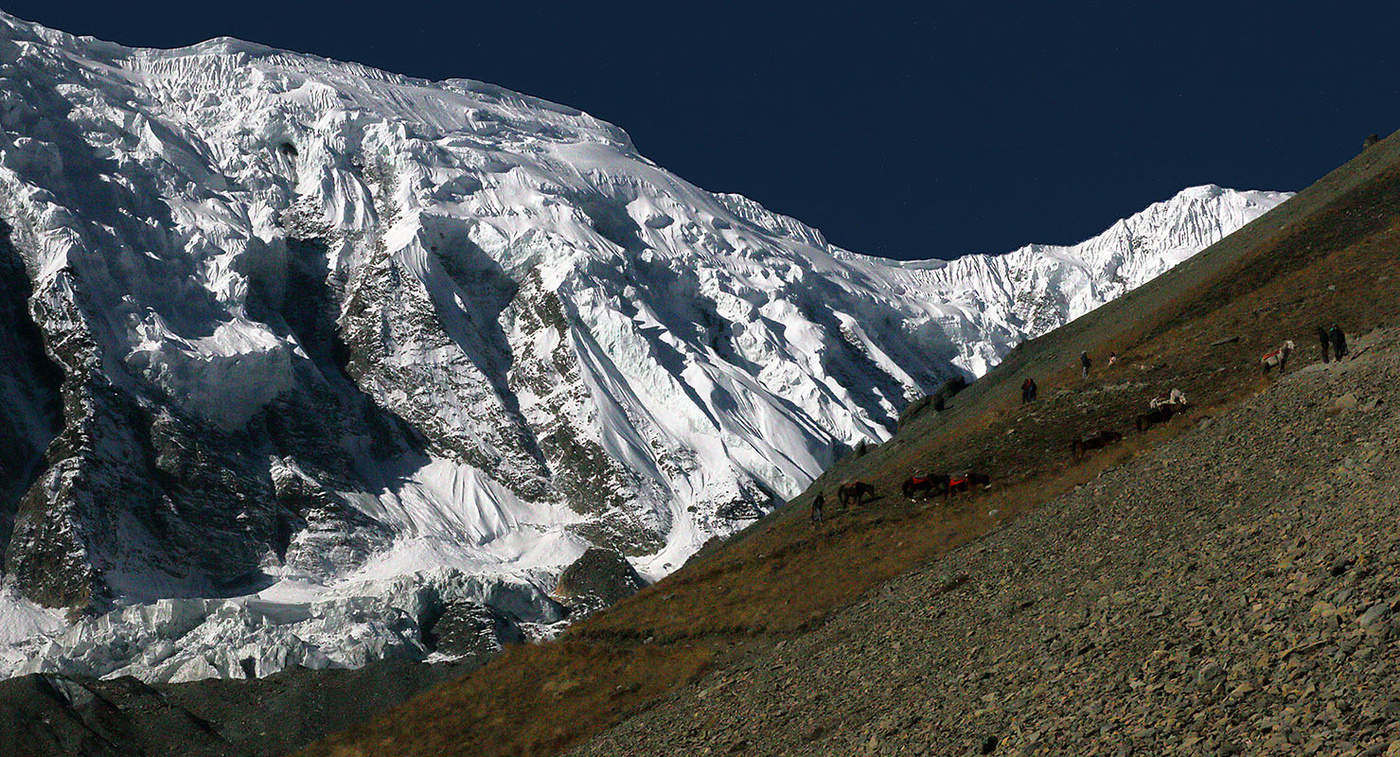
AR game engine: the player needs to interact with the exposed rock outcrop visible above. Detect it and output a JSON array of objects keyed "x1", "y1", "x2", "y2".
[{"x1": 553, "y1": 548, "x2": 647, "y2": 617}]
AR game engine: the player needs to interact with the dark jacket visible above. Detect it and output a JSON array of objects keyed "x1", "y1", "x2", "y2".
[{"x1": 1329, "y1": 326, "x2": 1348, "y2": 358}]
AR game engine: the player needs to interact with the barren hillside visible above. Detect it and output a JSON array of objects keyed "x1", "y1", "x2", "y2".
[{"x1": 567, "y1": 326, "x2": 1400, "y2": 755}]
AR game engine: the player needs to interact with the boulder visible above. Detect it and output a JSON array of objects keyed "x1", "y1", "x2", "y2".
[
  {"x1": 553, "y1": 548, "x2": 647, "y2": 617},
  {"x1": 422, "y1": 601, "x2": 524, "y2": 660}
]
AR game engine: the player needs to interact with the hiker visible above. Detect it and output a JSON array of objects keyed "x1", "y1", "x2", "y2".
[
  {"x1": 1021, "y1": 377, "x2": 1037, "y2": 404},
  {"x1": 1317, "y1": 325, "x2": 1331, "y2": 363},
  {"x1": 810, "y1": 492, "x2": 825, "y2": 524},
  {"x1": 1080, "y1": 351, "x2": 1092, "y2": 378},
  {"x1": 1329, "y1": 324, "x2": 1349, "y2": 360}
]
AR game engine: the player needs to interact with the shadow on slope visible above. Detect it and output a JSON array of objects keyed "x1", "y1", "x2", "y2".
[{"x1": 0, "y1": 219, "x2": 63, "y2": 565}]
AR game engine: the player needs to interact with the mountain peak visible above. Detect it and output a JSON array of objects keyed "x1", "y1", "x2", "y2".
[{"x1": 0, "y1": 12, "x2": 1289, "y2": 683}]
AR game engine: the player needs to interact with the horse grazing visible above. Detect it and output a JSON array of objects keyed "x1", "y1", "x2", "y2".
[
  {"x1": 1261, "y1": 340, "x2": 1295, "y2": 376},
  {"x1": 838, "y1": 480, "x2": 876, "y2": 507},
  {"x1": 1071, "y1": 430, "x2": 1123, "y2": 460},
  {"x1": 902, "y1": 473, "x2": 949, "y2": 501},
  {"x1": 947, "y1": 472, "x2": 991, "y2": 498}
]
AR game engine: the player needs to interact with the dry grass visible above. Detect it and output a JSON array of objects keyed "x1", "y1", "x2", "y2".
[
  {"x1": 313, "y1": 640, "x2": 714, "y2": 757},
  {"x1": 308, "y1": 154, "x2": 1400, "y2": 757},
  {"x1": 582, "y1": 439, "x2": 1155, "y2": 642}
]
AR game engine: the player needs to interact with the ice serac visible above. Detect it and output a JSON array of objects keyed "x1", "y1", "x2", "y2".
[{"x1": 0, "y1": 11, "x2": 1290, "y2": 682}]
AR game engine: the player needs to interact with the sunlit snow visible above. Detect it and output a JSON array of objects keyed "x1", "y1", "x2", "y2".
[{"x1": 0, "y1": 12, "x2": 1288, "y2": 682}]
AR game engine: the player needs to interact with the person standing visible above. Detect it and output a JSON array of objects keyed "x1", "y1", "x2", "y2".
[
  {"x1": 1317, "y1": 325, "x2": 1331, "y2": 363},
  {"x1": 1329, "y1": 324, "x2": 1349, "y2": 360},
  {"x1": 810, "y1": 492, "x2": 825, "y2": 524},
  {"x1": 1021, "y1": 377, "x2": 1037, "y2": 403},
  {"x1": 1080, "y1": 351, "x2": 1092, "y2": 378}
]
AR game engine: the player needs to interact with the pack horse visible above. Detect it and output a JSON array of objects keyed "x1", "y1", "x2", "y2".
[
  {"x1": 902, "y1": 474, "x2": 949, "y2": 500},
  {"x1": 1261, "y1": 340, "x2": 1295, "y2": 376}
]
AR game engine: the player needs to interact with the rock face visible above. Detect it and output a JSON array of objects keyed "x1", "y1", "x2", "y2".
[
  {"x1": 553, "y1": 547, "x2": 647, "y2": 617},
  {"x1": 1, "y1": 657, "x2": 482, "y2": 757},
  {"x1": 0, "y1": 10, "x2": 1287, "y2": 681},
  {"x1": 0, "y1": 674, "x2": 224, "y2": 757},
  {"x1": 422, "y1": 600, "x2": 525, "y2": 659},
  {"x1": 0, "y1": 220, "x2": 62, "y2": 565}
]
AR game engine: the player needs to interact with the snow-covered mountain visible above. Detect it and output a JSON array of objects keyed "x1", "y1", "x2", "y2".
[{"x1": 0, "y1": 12, "x2": 1288, "y2": 682}]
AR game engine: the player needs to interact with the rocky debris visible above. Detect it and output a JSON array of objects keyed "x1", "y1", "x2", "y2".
[
  {"x1": 423, "y1": 601, "x2": 524, "y2": 659},
  {"x1": 0, "y1": 673, "x2": 222, "y2": 756},
  {"x1": 568, "y1": 329, "x2": 1400, "y2": 756},
  {"x1": 553, "y1": 548, "x2": 647, "y2": 618}
]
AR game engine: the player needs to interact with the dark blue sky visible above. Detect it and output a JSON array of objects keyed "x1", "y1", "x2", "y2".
[{"x1": 6, "y1": 2, "x2": 1398, "y2": 259}]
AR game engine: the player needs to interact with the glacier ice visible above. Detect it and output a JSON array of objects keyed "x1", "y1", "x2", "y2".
[{"x1": 0, "y1": 11, "x2": 1289, "y2": 682}]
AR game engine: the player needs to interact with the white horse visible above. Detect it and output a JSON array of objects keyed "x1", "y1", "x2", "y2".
[
  {"x1": 1149, "y1": 388, "x2": 1188, "y2": 410},
  {"x1": 1261, "y1": 340, "x2": 1295, "y2": 375}
]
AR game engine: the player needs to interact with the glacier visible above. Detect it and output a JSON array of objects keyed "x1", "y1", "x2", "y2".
[{"x1": 0, "y1": 11, "x2": 1289, "y2": 683}]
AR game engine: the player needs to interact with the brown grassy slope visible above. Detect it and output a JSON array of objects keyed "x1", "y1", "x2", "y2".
[{"x1": 306, "y1": 131, "x2": 1400, "y2": 757}]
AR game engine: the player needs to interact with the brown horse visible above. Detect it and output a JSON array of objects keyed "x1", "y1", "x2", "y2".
[
  {"x1": 1135, "y1": 405, "x2": 1176, "y2": 432},
  {"x1": 838, "y1": 480, "x2": 876, "y2": 507},
  {"x1": 902, "y1": 474, "x2": 949, "y2": 500},
  {"x1": 1071, "y1": 430, "x2": 1123, "y2": 460}
]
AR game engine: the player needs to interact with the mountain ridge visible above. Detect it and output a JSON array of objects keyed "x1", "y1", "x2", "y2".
[{"x1": 0, "y1": 10, "x2": 1285, "y2": 684}]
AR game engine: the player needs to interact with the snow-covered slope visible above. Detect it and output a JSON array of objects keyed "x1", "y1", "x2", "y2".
[{"x1": 0, "y1": 12, "x2": 1289, "y2": 682}]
